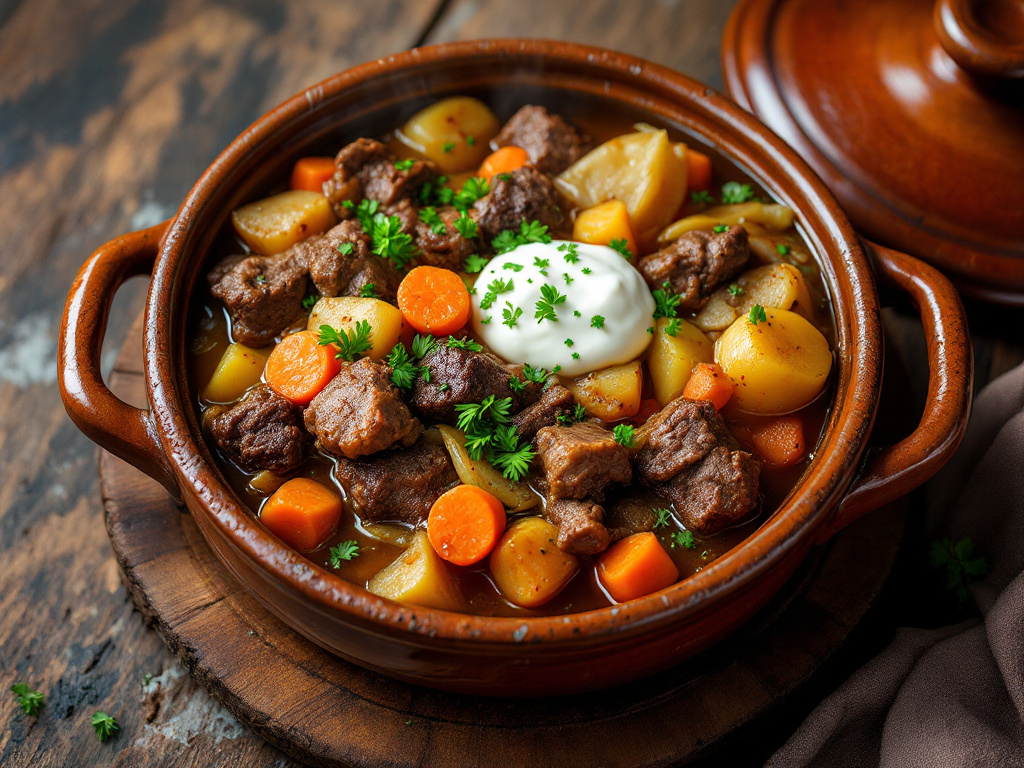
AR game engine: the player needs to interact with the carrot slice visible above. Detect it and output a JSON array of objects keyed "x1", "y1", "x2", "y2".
[
  {"x1": 260, "y1": 478, "x2": 342, "y2": 552},
  {"x1": 739, "y1": 415, "x2": 806, "y2": 468},
  {"x1": 597, "y1": 532, "x2": 679, "y2": 603},
  {"x1": 290, "y1": 157, "x2": 336, "y2": 192},
  {"x1": 479, "y1": 146, "x2": 530, "y2": 179},
  {"x1": 397, "y1": 266, "x2": 471, "y2": 336},
  {"x1": 572, "y1": 199, "x2": 639, "y2": 257},
  {"x1": 264, "y1": 330, "x2": 340, "y2": 406},
  {"x1": 686, "y1": 149, "x2": 713, "y2": 193},
  {"x1": 428, "y1": 485, "x2": 507, "y2": 566},
  {"x1": 682, "y1": 362, "x2": 734, "y2": 411}
]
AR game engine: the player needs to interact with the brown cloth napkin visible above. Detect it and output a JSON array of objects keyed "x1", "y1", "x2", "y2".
[{"x1": 769, "y1": 361, "x2": 1024, "y2": 767}]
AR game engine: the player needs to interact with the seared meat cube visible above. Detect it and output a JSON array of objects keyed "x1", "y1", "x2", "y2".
[
  {"x1": 635, "y1": 398, "x2": 760, "y2": 535},
  {"x1": 334, "y1": 441, "x2": 458, "y2": 526},
  {"x1": 492, "y1": 105, "x2": 592, "y2": 175},
  {"x1": 207, "y1": 385, "x2": 307, "y2": 474},
  {"x1": 304, "y1": 358, "x2": 422, "y2": 459},
  {"x1": 411, "y1": 341, "x2": 526, "y2": 423},
  {"x1": 512, "y1": 384, "x2": 575, "y2": 443},
  {"x1": 414, "y1": 205, "x2": 479, "y2": 271},
  {"x1": 323, "y1": 138, "x2": 437, "y2": 216},
  {"x1": 637, "y1": 225, "x2": 750, "y2": 313},
  {"x1": 292, "y1": 219, "x2": 402, "y2": 304},
  {"x1": 208, "y1": 253, "x2": 307, "y2": 347},
  {"x1": 472, "y1": 167, "x2": 571, "y2": 244},
  {"x1": 546, "y1": 498, "x2": 610, "y2": 556},
  {"x1": 534, "y1": 422, "x2": 632, "y2": 502}
]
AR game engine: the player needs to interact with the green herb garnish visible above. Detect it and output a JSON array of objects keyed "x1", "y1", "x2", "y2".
[
  {"x1": 393, "y1": 159, "x2": 415, "y2": 171},
  {"x1": 370, "y1": 214, "x2": 418, "y2": 268},
  {"x1": 418, "y1": 206, "x2": 447, "y2": 235},
  {"x1": 728, "y1": 283, "x2": 744, "y2": 297},
  {"x1": 11, "y1": 684, "x2": 44, "y2": 717},
  {"x1": 302, "y1": 294, "x2": 320, "y2": 311},
  {"x1": 591, "y1": 315, "x2": 605, "y2": 329},
  {"x1": 652, "y1": 282, "x2": 681, "y2": 319},
  {"x1": 776, "y1": 243, "x2": 791, "y2": 256},
  {"x1": 358, "y1": 283, "x2": 379, "y2": 299},
  {"x1": 502, "y1": 302, "x2": 522, "y2": 329},
  {"x1": 609, "y1": 238, "x2": 633, "y2": 260},
  {"x1": 721, "y1": 181, "x2": 756, "y2": 204},
  {"x1": 653, "y1": 508, "x2": 672, "y2": 528},
  {"x1": 329, "y1": 540, "x2": 361, "y2": 567},
  {"x1": 535, "y1": 284, "x2": 567, "y2": 323},
  {"x1": 492, "y1": 220, "x2": 553, "y2": 254},
  {"x1": 464, "y1": 253, "x2": 488, "y2": 273},
  {"x1": 691, "y1": 190, "x2": 715, "y2": 205},
  {"x1": 558, "y1": 241, "x2": 581, "y2": 263},
  {"x1": 446, "y1": 336, "x2": 483, "y2": 352},
  {"x1": 713, "y1": 224, "x2": 730, "y2": 234},
  {"x1": 318, "y1": 320, "x2": 373, "y2": 362},
  {"x1": 522, "y1": 364, "x2": 548, "y2": 383},
  {"x1": 92, "y1": 712, "x2": 119, "y2": 742},
  {"x1": 670, "y1": 530, "x2": 696, "y2": 549},
  {"x1": 337, "y1": 241, "x2": 355, "y2": 255},
  {"x1": 664, "y1": 317, "x2": 683, "y2": 336},
  {"x1": 453, "y1": 211, "x2": 479, "y2": 239},
  {"x1": 479, "y1": 277, "x2": 514, "y2": 310},
  {"x1": 748, "y1": 304, "x2": 767, "y2": 325},
  {"x1": 613, "y1": 424, "x2": 635, "y2": 447},
  {"x1": 442, "y1": 142, "x2": 455, "y2": 153}
]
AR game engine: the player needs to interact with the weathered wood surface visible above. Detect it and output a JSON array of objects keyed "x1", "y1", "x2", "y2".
[{"x1": 1, "y1": 0, "x2": 1022, "y2": 766}]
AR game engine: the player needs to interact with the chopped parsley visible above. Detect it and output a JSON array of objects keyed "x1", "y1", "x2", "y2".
[
  {"x1": 653, "y1": 508, "x2": 672, "y2": 528},
  {"x1": 464, "y1": 253, "x2": 489, "y2": 273},
  {"x1": 664, "y1": 317, "x2": 683, "y2": 336},
  {"x1": 370, "y1": 214, "x2": 418, "y2": 268},
  {"x1": 254, "y1": 274, "x2": 266, "y2": 285},
  {"x1": 573, "y1": 310, "x2": 582, "y2": 317},
  {"x1": 446, "y1": 336, "x2": 483, "y2": 352},
  {"x1": 453, "y1": 177, "x2": 489, "y2": 212},
  {"x1": 502, "y1": 301, "x2": 522, "y2": 329},
  {"x1": 479, "y1": 277, "x2": 515, "y2": 309},
  {"x1": 691, "y1": 190, "x2": 715, "y2": 205},
  {"x1": 418, "y1": 206, "x2": 447, "y2": 235},
  {"x1": 613, "y1": 423, "x2": 635, "y2": 447},
  {"x1": 454, "y1": 396, "x2": 535, "y2": 481},
  {"x1": 453, "y1": 211, "x2": 479, "y2": 239},
  {"x1": 480, "y1": 315, "x2": 492, "y2": 324},
  {"x1": 329, "y1": 540, "x2": 361, "y2": 567},
  {"x1": 591, "y1": 315, "x2": 605, "y2": 329},
  {"x1": 492, "y1": 220, "x2": 552, "y2": 254},
  {"x1": 713, "y1": 224, "x2": 730, "y2": 234},
  {"x1": 930, "y1": 537, "x2": 988, "y2": 605},
  {"x1": 609, "y1": 238, "x2": 633, "y2": 260},
  {"x1": 411, "y1": 333, "x2": 437, "y2": 359},
  {"x1": 721, "y1": 181, "x2": 756, "y2": 204},
  {"x1": 496, "y1": 172, "x2": 513, "y2": 182},
  {"x1": 572, "y1": 352, "x2": 580, "y2": 359},
  {"x1": 358, "y1": 283, "x2": 379, "y2": 299},
  {"x1": 503, "y1": 262, "x2": 525, "y2": 272},
  {"x1": 533, "y1": 256, "x2": 550, "y2": 274},
  {"x1": 582, "y1": 267, "x2": 592, "y2": 274},
  {"x1": 777, "y1": 243, "x2": 791, "y2": 256},
  {"x1": 563, "y1": 272, "x2": 574, "y2": 285},
  {"x1": 442, "y1": 141, "x2": 455, "y2": 153},
  {"x1": 11, "y1": 684, "x2": 44, "y2": 717},
  {"x1": 92, "y1": 711, "x2": 119, "y2": 742},
  {"x1": 386, "y1": 343, "x2": 428, "y2": 389},
  {"x1": 508, "y1": 376, "x2": 526, "y2": 395},
  {"x1": 728, "y1": 283, "x2": 744, "y2": 298},
  {"x1": 670, "y1": 530, "x2": 696, "y2": 549},
  {"x1": 354, "y1": 199, "x2": 380, "y2": 231},
  {"x1": 319, "y1": 320, "x2": 373, "y2": 362},
  {"x1": 535, "y1": 284, "x2": 567, "y2": 323},
  {"x1": 419, "y1": 175, "x2": 453, "y2": 206},
  {"x1": 748, "y1": 304, "x2": 768, "y2": 325},
  {"x1": 393, "y1": 158, "x2": 415, "y2": 171},
  {"x1": 556, "y1": 402, "x2": 587, "y2": 426},
  {"x1": 522, "y1": 364, "x2": 548, "y2": 383},
  {"x1": 466, "y1": 135, "x2": 476, "y2": 146},
  {"x1": 337, "y1": 241, "x2": 355, "y2": 255},
  {"x1": 302, "y1": 294, "x2": 320, "y2": 311},
  {"x1": 558, "y1": 241, "x2": 581, "y2": 263},
  {"x1": 652, "y1": 282, "x2": 681, "y2": 319},
  {"x1": 564, "y1": 338, "x2": 574, "y2": 348}
]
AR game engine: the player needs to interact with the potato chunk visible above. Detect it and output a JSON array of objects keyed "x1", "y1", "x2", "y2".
[
  {"x1": 396, "y1": 97, "x2": 500, "y2": 174},
  {"x1": 436, "y1": 425, "x2": 540, "y2": 512},
  {"x1": 367, "y1": 531, "x2": 465, "y2": 611},
  {"x1": 490, "y1": 517, "x2": 578, "y2": 608},
  {"x1": 566, "y1": 361, "x2": 643, "y2": 422},
  {"x1": 556, "y1": 130, "x2": 687, "y2": 242},
  {"x1": 306, "y1": 297, "x2": 403, "y2": 361},
  {"x1": 202, "y1": 342, "x2": 269, "y2": 404},
  {"x1": 231, "y1": 190, "x2": 336, "y2": 256},
  {"x1": 715, "y1": 308, "x2": 832, "y2": 414},
  {"x1": 647, "y1": 319, "x2": 714, "y2": 405},
  {"x1": 695, "y1": 263, "x2": 815, "y2": 332},
  {"x1": 657, "y1": 202, "x2": 795, "y2": 244}
]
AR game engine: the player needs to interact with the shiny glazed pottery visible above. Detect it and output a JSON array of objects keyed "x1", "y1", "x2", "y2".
[{"x1": 59, "y1": 40, "x2": 973, "y2": 696}]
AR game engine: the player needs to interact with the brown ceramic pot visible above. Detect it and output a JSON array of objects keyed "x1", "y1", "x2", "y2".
[{"x1": 58, "y1": 40, "x2": 972, "y2": 696}]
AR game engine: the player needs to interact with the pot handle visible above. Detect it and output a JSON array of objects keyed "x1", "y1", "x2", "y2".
[
  {"x1": 816, "y1": 242, "x2": 973, "y2": 543},
  {"x1": 58, "y1": 221, "x2": 181, "y2": 501}
]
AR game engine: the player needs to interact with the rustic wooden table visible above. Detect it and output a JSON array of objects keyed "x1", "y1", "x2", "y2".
[{"x1": 2, "y1": 1, "x2": 1022, "y2": 766}]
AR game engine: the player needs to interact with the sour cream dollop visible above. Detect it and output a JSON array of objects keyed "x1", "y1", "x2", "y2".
[{"x1": 471, "y1": 241, "x2": 655, "y2": 376}]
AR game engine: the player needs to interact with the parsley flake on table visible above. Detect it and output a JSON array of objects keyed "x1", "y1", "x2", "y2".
[
  {"x1": 653, "y1": 282, "x2": 681, "y2": 319},
  {"x1": 453, "y1": 210, "x2": 479, "y2": 239},
  {"x1": 10, "y1": 683, "x2": 44, "y2": 717},
  {"x1": 464, "y1": 253, "x2": 489, "y2": 273},
  {"x1": 670, "y1": 530, "x2": 696, "y2": 549},
  {"x1": 713, "y1": 224, "x2": 730, "y2": 234},
  {"x1": 446, "y1": 336, "x2": 483, "y2": 352},
  {"x1": 358, "y1": 283, "x2": 379, "y2": 299},
  {"x1": 609, "y1": 238, "x2": 633, "y2": 260},
  {"x1": 479, "y1": 277, "x2": 514, "y2": 310},
  {"x1": 302, "y1": 294, "x2": 320, "y2": 311},
  {"x1": 522, "y1": 363, "x2": 548, "y2": 383},
  {"x1": 337, "y1": 241, "x2": 355, "y2": 255},
  {"x1": 653, "y1": 508, "x2": 672, "y2": 528},
  {"x1": 502, "y1": 301, "x2": 522, "y2": 329},
  {"x1": 691, "y1": 190, "x2": 715, "y2": 205},
  {"x1": 418, "y1": 206, "x2": 447, "y2": 235},
  {"x1": 613, "y1": 424, "x2": 635, "y2": 447},
  {"x1": 329, "y1": 540, "x2": 361, "y2": 567},
  {"x1": 92, "y1": 711, "x2": 119, "y2": 742},
  {"x1": 664, "y1": 317, "x2": 683, "y2": 337},
  {"x1": 318, "y1": 320, "x2": 373, "y2": 361},
  {"x1": 393, "y1": 158, "x2": 415, "y2": 171},
  {"x1": 930, "y1": 537, "x2": 988, "y2": 605},
  {"x1": 748, "y1": 304, "x2": 768, "y2": 325},
  {"x1": 370, "y1": 214, "x2": 418, "y2": 268},
  {"x1": 721, "y1": 181, "x2": 756, "y2": 204},
  {"x1": 591, "y1": 315, "x2": 605, "y2": 329},
  {"x1": 777, "y1": 243, "x2": 791, "y2": 256},
  {"x1": 535, "y1": 284, "x2": 567, "y2": 323}
]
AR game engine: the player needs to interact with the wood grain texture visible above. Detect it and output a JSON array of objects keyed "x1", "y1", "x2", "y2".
[{"x1": 2, "y1": 0, "x2": 1023, "y2": 765}]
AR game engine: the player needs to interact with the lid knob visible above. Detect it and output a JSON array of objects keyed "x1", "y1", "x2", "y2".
[{"x1": 934, "y1": 0, "x2": 1024, "y2": 79}]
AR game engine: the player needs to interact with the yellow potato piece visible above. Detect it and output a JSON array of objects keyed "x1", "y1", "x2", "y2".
[
  {"x1": 490, "y1": 517, "x2": 578, "y2": 609},
  {"x1": 647, "y1": 318, "x2": 715, "y2": 405},
  {"x1": 715, "y1": 308, "x2": 832, "y2": 414},
  {"x1": 556, "y1": 130, "x2": 687, "y2": 241},
  {"x1": 566, "y1": 361, "x2": 643, "y2": 422},
  {"x1": 362, "y1": 523, "x2": 416, "y2": 548},
  {"x1": 436, "y1": 425, "x2": 540, "y2": 512},
  {"x1": 396, "y1": 97, "x2": 499, "y2": 174},
  {"x1": 231, "y1": 190, "x2": 336, "y2": 255},
  {"x1": 306, "y1": 297, "x2": 403, "y2": 361},
  {"x1": 657, "y1": 202, "x2": 795, "y2": 244},
  {"x1": 367, "y1": 531, "x2": 465, "y2": 611},
  {"x1": 201, "y1": 342, "x2": 269, "y2": 403},
  {"x1": 248, "y1": 470, "x2": 284, "y2": 496},
  {"x1": 695, "y1": 264, "x2": 815, "y2": 332}
]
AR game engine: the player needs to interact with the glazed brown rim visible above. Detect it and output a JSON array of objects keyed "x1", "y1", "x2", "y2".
[{"x1": 146, "y1": 39, "x2": 879, "y2": 647}]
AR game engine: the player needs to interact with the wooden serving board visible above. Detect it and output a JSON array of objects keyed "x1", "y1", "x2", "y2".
[{"x1": 99, "y1": 314, "x2": 904, "y2": 767}]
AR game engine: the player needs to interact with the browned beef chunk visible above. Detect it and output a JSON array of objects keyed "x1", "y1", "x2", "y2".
[
  {"x1": 208, "y1": 253, "x2": 307, "y2": 346},
  {"x1": 334, "y1": 441, "x2": 458, "y2": 526},
  {"x1": 207, "y1": 385, "x2": 307, "y2": 474},
  {"x1": 546, "y1": 498, "x2": 610, "y2": 556},
  {"x1": 414, "y1": 206, "x2": 479, "y2": 271},
  {"x1": 410, "y1": 341, "x2": 525, "y2": 423},
  {"x1": 637, "y1": 226, "x2": 750, "y2": 313},
  {"x1": 635, "y1": 398, "x2": 760, "y2": 535},
  {"x1": 472, "y1": 167, "x2": 571, "y2": 244},
  {"x1": 304, "y1": 358, "x2": 422, "y2": 459},
  {"x1": 512, "y1": 384, "x2": 575, "y2": 443},
  {"x1": 291, "y1": 219, "x2": 401, "y2": 304},
  {"x1": 324, "y1": 138, "x2": 437, "y2": 216},
  {"x1": 492, "y1": 105, "x2": 592, "y2": 175},
  {"x1": 383, "y1": 197, "x2": 419, "y2": 235},
  {"x1": 534, "y1": 422, "x2": 632, "y2": 502}
]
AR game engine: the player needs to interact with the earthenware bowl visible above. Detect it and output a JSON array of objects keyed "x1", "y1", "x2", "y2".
[{"x1": 58, "y1": 39, "x2": 972, "y2": 696}]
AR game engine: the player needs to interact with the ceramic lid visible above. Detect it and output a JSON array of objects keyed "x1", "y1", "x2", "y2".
[{"x1": 723, "y1": 0, "x2": 1024, "y2": 304}]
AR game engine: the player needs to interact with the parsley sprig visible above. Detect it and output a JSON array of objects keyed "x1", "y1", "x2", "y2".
[
  {"x1": 535, "y1": 284, "x2": 567, "y2": 323},
  {"x1": 418, "y1": 206, "x2": 447, "y2": 235},
  {"x1": 670, "y1": 530, "x2": 696, "y2": 549},
  {"x1": 652, "y1": 282, "x2": 681, "y2": 320},
  {"x1": 358, "y1": 283, "x2": 378, "y2": 299},
  {"x1": 748, "y1": 304, "x2": 767, "y2": 325},
  {"x1": 446, "y1": 336, "x2": 483, "y2": 352},
  {"x1": 370, "y1": 214, "x2": 418, "y2": 269},
  {"x1": 521, "y1": 364, "x2": 549, "y2": 383},
  {"x1": 480, "y1": 277, "x2": 514, "y2": 310},
  {"x1": 721, "y1": 181, "x2": 756, "y2": 204},
  {"x1": 454, "y1": 396, "x2": 535, "y2": 481},
  {"x1": 556, "y1": 402, "x2": 587, "y2": 426},
  {"x1": 319, "y1": 320, "x2": 373, "y2": 362},
  {"x1": 464, "y1": 253, "x2": 488, "y2": 273},
  {"x1": 502, "y1": 301, "x2": 522, "y2": 329},
  {"x1": 92, "y1": 711, "x2": 119, "y2": 742},
  {"x1": 453, "y1": 177, "x2": 489, "y2": 212},
  {"x1": 11, "y1": 683, "x2": 44, "y2": 717},
  {"x1": 609, "y1": 238, "x2": 633, "y2": 260},
  {"x1": 329, "y1": 540, "x2": 360, "y2": 567},
  {"x1": 613, "y1": 424, "x2": 635, "y2": 447},
  {"x1": 653, "y1": 508, "x2": 672, "y2": 528},
  {"x1": 492, "y1": 220, "x2": 552, "y2": 254}
]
